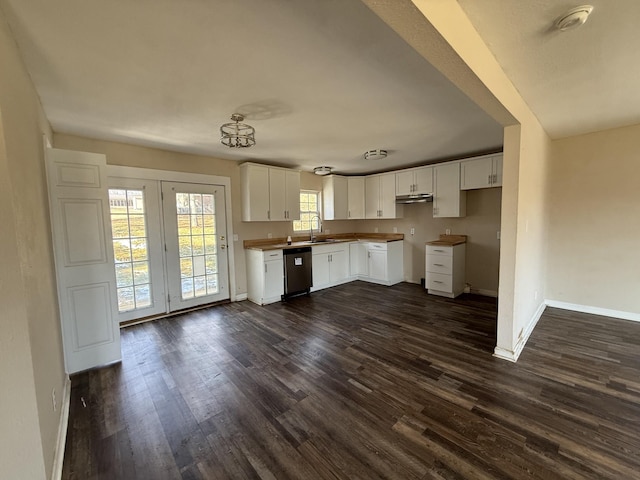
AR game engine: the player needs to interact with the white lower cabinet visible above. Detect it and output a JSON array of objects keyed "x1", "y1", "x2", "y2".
[
  {"x1": 351, "y1": 241, "x2": 404, "y2": 286},
  {"x1": 311, "y1": 243, "x2": 350, "y2": 291},
  {"x1": 425, "y1": 244, "x2": 465, "y2": 298},
  {"x1": 246, "y1": 249, "x2": 284, "y2": 305}
]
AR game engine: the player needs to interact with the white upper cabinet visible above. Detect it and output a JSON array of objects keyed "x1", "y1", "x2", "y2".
[
  {"x1": 323, "y1": 175, "x2": 348, "y2": 220},
  {"x1": 240, "y1": 163, "x2": 270, "y2": 221},
  {"x1": 396, "y1": 166, "x2": 433, "y2": 195},
  {"x1": 365, "y1": 173, "x2": 400, "y2": 219},
  {"x1": 240, "y1": 163, "x2": 300, "y2": 222},
  {"x1": 460, "y1": 154, "x2": 503, "y2": 190},
  {"x1": 347, "y1": 177, "x2": 365, "y2": 219},
  {"x1": 433, "y1": 162, "x2": 466, "y2": 218}
]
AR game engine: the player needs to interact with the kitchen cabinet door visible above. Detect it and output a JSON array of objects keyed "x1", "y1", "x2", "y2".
[
  {"x1": 330, "y1": 249, "x2": 349, "y2": 283},
  {"x1": 240, "y1": 164, "x2": 270, "y2": 221},
  {"x1": 312, "y1": 253, "x2": 331, "y2": 290},
  {"x1": 368, "y1": 249, "x2": 387, "y2": 281},
  {"x1": 433, "y1": 162, "x2": 466, "y2": 218},
  {"x1": 396, "y1": 170, "x2": 415, "y2": 196},
  {"x1": 365, "y1": 175, "x2": 380, "y2": 219},
  {"x1": 414, "y1": 166, "x2": 433, "y2": 194},
  {"x1": 379, "y1": 172, "x2": 398, "y2": 219},
  {"x1": 285, "y1": 169, "x2": 300, "y2": 220},
  {"x1": 269, "y1": 169, "x2": 286, "y2": 221},
  {"x1": 323, "y1": 175, "x2": 348, "y2": 220},
  {"x1": 347, "y1": 177, "x2": 365, "y2": 219},
  {"x1": 349, "y1": 243, "x2": 368, "y2": 277},
  {"x1": 264, "y1": 259, "x2": 284, "y2": 300}
]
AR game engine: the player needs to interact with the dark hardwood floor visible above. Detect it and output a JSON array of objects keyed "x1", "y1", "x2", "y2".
[{"x1": 62, "y1": 281, "x2": 640, "y2": 479}]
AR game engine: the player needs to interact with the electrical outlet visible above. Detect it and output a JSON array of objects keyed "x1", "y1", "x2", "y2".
[
  {"x1": 233, "y1": 233, "x2": 239, "y2": 242},
  {"x1": 497, "y1": 230, "x2": 501, "y2": 240},
  {"x1": 445, "y1": 228, "x2": 451, "y2": 235},
  {"x1": 52, "y1": 388, "x2": 57, "y2": 412},
  {"x1": 325, "y1": 229, "x2": 330, "y2": 234},
  {"x1": 393, "y1": 227, "x2": 398, "y2": 233},
  {"x1": 534, "y1": 290, "x2": 539, "y2": 301},
  {"x1": 267, "y1": 233, "x2": 272, "y2": 239},
  {"x1": 374, "y1": 227, "x2": 379, "y2": 233},
  {"x1": 410, "y1": 227, "x2": 415, "y2": 235}
]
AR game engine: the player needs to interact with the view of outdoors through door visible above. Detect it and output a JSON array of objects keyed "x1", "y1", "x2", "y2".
[
  {"x1": 162, "y1": 182, "x2": 229, "y2": 311},
  {"x1": 109, "y1": 189, "x2": 151, "y2": 312},
  {"x1": 176, "y1": 191, "x2": 219, "y2": 299}
]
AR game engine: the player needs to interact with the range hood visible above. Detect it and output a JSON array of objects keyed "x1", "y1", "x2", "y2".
[{"x1": 396, "y1": 193, "x2": 433, "y2": 204}]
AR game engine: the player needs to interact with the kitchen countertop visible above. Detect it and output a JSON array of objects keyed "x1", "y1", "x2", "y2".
[
  {"x1": 426, "y1": 234, "x2": 467, "y2": 246},
  {"x1": 244, "y1": 233, "x2": 404, "y2": 251}
]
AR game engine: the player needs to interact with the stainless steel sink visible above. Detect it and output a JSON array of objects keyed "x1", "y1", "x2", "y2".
[{"x1": 310, "y1": 238, "x2": 338, "y2": 243}]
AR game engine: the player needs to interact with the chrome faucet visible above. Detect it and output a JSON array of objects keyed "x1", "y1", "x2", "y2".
[{"x1": 310, "y1": 214, "x2": 322, "y2": 242}]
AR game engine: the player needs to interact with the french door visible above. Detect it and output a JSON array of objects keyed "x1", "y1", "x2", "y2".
[
  {"x1": 162, "y1": 182, "x2": 230, "y2": 311},
  {"x1": 108, "y1": 179, "x2": 230, "y2": 321}
]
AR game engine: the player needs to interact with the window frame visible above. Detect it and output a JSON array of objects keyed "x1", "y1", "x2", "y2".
[{"x1": 292, "y1": 190, "x2": 321, "y2": 233}]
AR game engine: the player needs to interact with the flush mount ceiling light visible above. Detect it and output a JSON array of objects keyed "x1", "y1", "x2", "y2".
[
  {"x1": 554, "y1": 5, "x2": 594, "y2": 31},
  {"x1": 364, "y1": 149, "x2": 388, "y2": 160},
  {"x1": 220, "y1": 113, "x2": 256, "y2": 148},
  {"x1": 313, "y1": 166, "x2": 332, "y2": 176}
]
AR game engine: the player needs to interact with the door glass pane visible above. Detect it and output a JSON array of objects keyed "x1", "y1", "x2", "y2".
[
  {"x1": 175, "y1": 192, "x2": 219, "y2": 299},
  {"x1": 109, "y1": 189, "x2": 153, "y2": 313}
]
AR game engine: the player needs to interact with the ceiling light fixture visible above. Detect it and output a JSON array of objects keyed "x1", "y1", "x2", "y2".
[
  {"x1": 364, "y1": 149, "x2": 388, "y2": 160},
  {"x1": 220, "y1": 113, "x2": 256, "y2": 148},
  {"x1": 313, "y1": 166, "x2": 332, "y2": 176},
  {"x1": 554, "y1": 5, "x2": 594, "y2": 31}
]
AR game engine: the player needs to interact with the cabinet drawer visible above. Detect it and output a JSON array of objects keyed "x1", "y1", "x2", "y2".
[
  {"x1": 427, "y1": 273, "x2": 453, "y2": 292},
  {"x1": 426, "y1": 255, "x2": 453, "y2": 274},
  {"x1": 367, "y1": 242, "x2": 388, "y2": 251},
  {"x1": 263, "y1": 250, "x2": 283, "y2": 260},
  {"x1": 427, "y1": 245, "x2": 453, "y2": 256}
]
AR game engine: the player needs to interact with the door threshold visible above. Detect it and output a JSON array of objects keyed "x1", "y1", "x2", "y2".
[{"x1": 120, "y1": 299, "x2": 231, "y2": 328}]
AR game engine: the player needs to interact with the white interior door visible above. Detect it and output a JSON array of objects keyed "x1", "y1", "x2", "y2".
[
  {"x1": 45, "y1": 148, "x2": 121, "y2": 374},
  {"x1": 162, "y1": 182, "x2": 230, "y2": 311},
  {"x1": 107, "y1": 178, "x2": 166, "y2": 322}
]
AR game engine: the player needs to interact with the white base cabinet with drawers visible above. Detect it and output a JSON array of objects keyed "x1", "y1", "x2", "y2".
[
  {"x1": 311, "y1": 243, "x2": 350, "y2": 291},
  {"x1": 246, "y1": 249, "x2": 284, "y2": 305},
  {"x1": 425, "y1": 244, "x2": 465, "y2": 298},
  {"x1": 349, "y1": 241, "x2": 404, "y2": 286}
]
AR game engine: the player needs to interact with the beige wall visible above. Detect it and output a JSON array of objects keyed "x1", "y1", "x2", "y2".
[
  {"x1": 547, "y1": 123, "x2": 640, "y2": 314},
  {"x1": 0, "y1": 8, "x2": 63, "y2": 479}
]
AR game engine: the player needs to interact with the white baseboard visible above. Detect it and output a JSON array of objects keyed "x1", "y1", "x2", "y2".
[
  {"x1": 233, "y1": 293, "x2": 248, "y2": 302},
  {"x1": 51, "y1": 375, "x2": 71, "y2": 480},
  {"x1": 545, "y1": 300, "x2": 640, "y2": 322},
  {"x1": 493, "y1": 301, "x2": 546, "y2": 363}
]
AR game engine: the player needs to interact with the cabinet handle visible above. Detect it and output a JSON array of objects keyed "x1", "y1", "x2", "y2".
[
  {"x1": 265, "y1": 264, "x2": 267, "y2": 273},
  {"x1": 368, "y1": 252, "x2": 370, "y2": 258},
  {"x1": 434, "y1": 263, "x2": 444, "y2": 267},
  {"x1": 348, "y1": 210, "x2": 351, "y2": 218},
  {"x1": 267, "y1": 210, "x2": 270, "y2": 220},
  {"x1": 434, "y1": 280, "x2": 444, "y2": 284},
  {"x1": 488, "y1": 174, "x2": 492, "y2": 184},
  {"x1": 434, "y1": 249, "x2": 445, "y2": 252},
  {"x1": 493, "y1": 174, "x2": 497, "y2": 184}
]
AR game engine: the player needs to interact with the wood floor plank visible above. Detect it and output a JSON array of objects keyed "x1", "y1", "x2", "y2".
[{"x1": 63, "y1": 282, "x2": 640, "y2": 479}]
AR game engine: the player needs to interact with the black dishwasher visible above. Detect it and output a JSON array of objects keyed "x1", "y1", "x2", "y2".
[{"x1": 283, "y1": 247, "x2": 312, "y2": 299}]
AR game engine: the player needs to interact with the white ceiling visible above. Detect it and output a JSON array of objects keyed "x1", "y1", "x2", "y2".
[
  {"x1": 0, "y1": 0, "x2": 504, "y2": 174},
  {"x1": 458, "y1": 0, "x2": 640, "y2": 139}
]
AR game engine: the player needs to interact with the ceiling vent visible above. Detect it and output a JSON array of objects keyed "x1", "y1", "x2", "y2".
[{"x1": 554, "y1": 5, "x2": 594, "y2": 31}]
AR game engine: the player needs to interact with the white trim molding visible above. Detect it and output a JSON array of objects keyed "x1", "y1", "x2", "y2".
[
  {"x1": 233, "y1": 293, "x2": 248, "y2": 302},
  {"x1": 52, "y1": 376, "x2": 71, "y2": 480},
  {"x1": 545, "y1": 300, "x2": 640, "y2": 323},
  {"x1": 493, "y1": 301, "x2": 546, "y2": 363}
]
